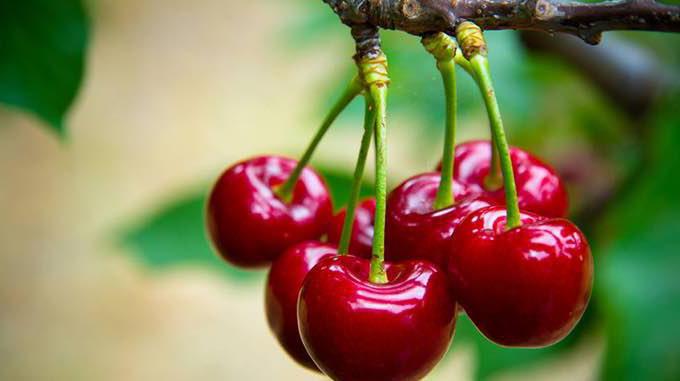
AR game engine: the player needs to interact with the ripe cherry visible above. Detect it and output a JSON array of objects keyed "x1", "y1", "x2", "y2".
[
  {"x1": 327, "y1": 198, "x2": 375, "y2": 258},
  {"x1": 298, "y1": 255, "x2": 457, "y2": 381},
  {"x1": 265, "y1": 241, "x2": 337, "y2": 370},
  {"x1": 206, "y1": 156, "x2": 332, "y2": 268},
  {"x1": 443, "y1": 140, "x2": 568, "y2": 218},
  {"x1": 447, "y1": 205, "x2": 593, "y2": 347},
  {"x1": 385, "y1": 172, "x2": 495, "y2": 267}
]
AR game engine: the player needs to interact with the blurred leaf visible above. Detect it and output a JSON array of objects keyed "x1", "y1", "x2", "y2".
[
  {"x1": 0, "y1": 0, "x2": 89, "y2": 136},
  {"x1": 121, "y1": 167, "x2": 372, "y2": 278},
  {"x1": 597, "y1": 91, "x2": 680, "y2": 381},
  {"x1": 123, "y1": 191, "x2": 259, "y2": 282}
]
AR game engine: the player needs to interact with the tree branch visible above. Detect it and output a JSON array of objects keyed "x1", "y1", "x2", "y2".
[
  {"x1": 323, "y1": 0, "x2": 680, "y2": 44},
  {"x1": 455, "y1": 0, "x2": 680, "y2": 44}
]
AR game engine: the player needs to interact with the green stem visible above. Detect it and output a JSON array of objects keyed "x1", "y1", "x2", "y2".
[
  {"x1": 432, "y1": 58, "x2": 457, "y2": 210},
  {"x1": 338, "y1": 95, "x2": 375, "y2": 255},
  {"x1": 469, "y1": 55, "x2": 522, "y2": 229},
  {"x1": 276, "y1": 76, "x2": 363, "y2": 202},
  {"x1": 485, "y1": 135, "x2": 502, "y2": 191},
  {"x1": 369, "y1": 83, "x2": 388, "y2": 284},
  {"x1": 457, "y1": 49, "x2": 501, "y2": 191},
  {"x1": 453, "y1": 48, "x2": 476, "y2": 79}
]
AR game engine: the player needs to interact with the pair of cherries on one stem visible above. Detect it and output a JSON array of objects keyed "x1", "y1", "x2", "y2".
[{"x1": 207, "y1": 155, "x2": 457, "y2": 379}]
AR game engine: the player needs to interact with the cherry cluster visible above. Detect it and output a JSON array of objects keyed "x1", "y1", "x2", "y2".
[{"x1": 206, "y1": 140, "x2": 593, "y2": 380}]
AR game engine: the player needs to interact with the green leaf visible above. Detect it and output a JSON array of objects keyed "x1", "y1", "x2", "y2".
[
  {"x1": 0, "y1": 0, "x2": 89, "y2": 136},
  {"x1": 120, "y1": 167, "x2": 372, "y2": 279},
  {"x1": 122, "y1": 191, "x2": 260, "y2": 282}
]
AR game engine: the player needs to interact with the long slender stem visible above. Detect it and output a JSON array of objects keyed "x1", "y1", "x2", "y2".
[
  {"x1": 276, "y1": 76, "x2": 363, "y2": 202},
  {"x1": 338, "y1": 95, "x2": 375, "y2": 255},
  {"x1": 450, "y1": 35, "x2": 501, "y2": 191},
  {"x1": 433, "y1": 58, "x2": 457, "y2": 210},
  {"x1": 369, "y1": 83, "x2": 388, "y2": 284},
  {"x1": 469, "y1": 55, "x2": 522, "y2": 229}
]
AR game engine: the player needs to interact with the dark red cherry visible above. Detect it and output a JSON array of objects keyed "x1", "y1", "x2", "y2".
[
  {"x1": 298, "y1": 255, "x2": 457, "y2": 381},
  {"x1": 327, "y1": 198, "x2": 375, "y2": 258},
  {"x1": 447, "y1": 205, "x2": 593, "y2": 347},
  {"x1": 265, "y1": 241, "x2": 337, "y2": 370},
  {"x1": 385, "y1": 172, "x2": 495, "y2": 267},
  {"x1": 206, "y1": 156, "x2": 332, "y2": 268},
  {"x1": 442, "y1": 140, "x2": 568, "y2": 218}
]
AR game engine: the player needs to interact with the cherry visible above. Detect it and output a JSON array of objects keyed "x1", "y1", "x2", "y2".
[
  {"x1": 442, "y1": 140, "x2": 568, "y2": 218},
  {"x1": 327, "y1": 198, "x2": 375, "y2": 258},
  {"x1": 385, "y1": 172, "x2": 495, "y2": 267},
  {"x1": 265, "y1": 241, "x2": 337, "y2": 370},
  {"x1": 206, "y1": 156, "x2": 333, "y2": 268},
  {"x1": 298, "y1": 255, "x2": 457, "y2": 381},
  {"x1": 447, "y1": 205, "x2": 593, "y2": 347}
]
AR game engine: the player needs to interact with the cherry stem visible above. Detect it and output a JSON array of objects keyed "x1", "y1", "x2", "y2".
[
  {"x1": 369, "y1": 82, "x2": 389, "y2": 284},
  {"x1": 422, "y1": 33, "x2": 458, "y2": 210},
  {"x1": 453, "y1": 48, "x2": 475, "y2": 79},
  {"x1": 338, "y1": 94, "x2": 376, "y2": 255},
  {"x1": 276, "y1": 76, "x2": 363, "y2": 202},
  {"x1": 469, "y1": 54, "x2": 522, "y2": 229},
  {"x1": 486, "y1": 135, "x2": 502, "y2": 191},
  {"x1": 451, "y1": 34, "x2": 502, "y2": 191}
]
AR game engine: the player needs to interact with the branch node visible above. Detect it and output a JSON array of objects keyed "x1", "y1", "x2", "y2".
[
  {"x1": 356, "y1": 52, "x2": 390, "y2": 88},
  {"x1": 421, "y1": 32, "x2": 457, "y2": 63},
  {"x1": 456, "y1": 21, "x2": 487, "y2": 59}
]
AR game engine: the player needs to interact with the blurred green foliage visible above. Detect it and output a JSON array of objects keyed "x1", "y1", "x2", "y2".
[
  {"x1": 0, "y1": 0, "x2": 88, "y2": 135},
  {"x1": 597, "y1": 92, "x2": 680, "y2": 380}
]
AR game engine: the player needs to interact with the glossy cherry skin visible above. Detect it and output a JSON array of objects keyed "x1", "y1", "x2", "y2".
[
  {"x1": 206, "y1": 156, "x2": 333, "y2": 268},
  {"x1": 442, "y1": 140, "x2": 568, "y2": 218},
  {"x1": 327, "y1": 198, "x2": 375, "y2": 258},
  {"x1": 447, "y1": 205, "x2": 593, "y2": 347},
  {"x1": 265, "y1": 241, "x2": 337, "y2": 371},
  {"x1": 298, "y1": 255, "x2": 457, "y2": 381},
  {"x1": 385, "y1": 172, "x2": 495, "y2": 267}
]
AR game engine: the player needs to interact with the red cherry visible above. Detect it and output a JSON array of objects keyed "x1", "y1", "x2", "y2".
[
  {"x1": 265, "y1": 241, "x2": 337, "y2": 370},
  {"x1": 327, "y1": 198, "x2": 375, "y2": 258},
  {"x1": 443, "y1": 140, "x2": 568, "y2": 218},
  {"x1": 447, "y1": 205, "x2": 593, "y2": 347},
  {"x1": 298, "y1": 255, "x2": 457, "y2": 381},
  {"x1": 206, "y1": 156, "x2": 333, "y2": 268},
  {"x1": 385, "y1": 172, "x2": 495, "y2": 267}
]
